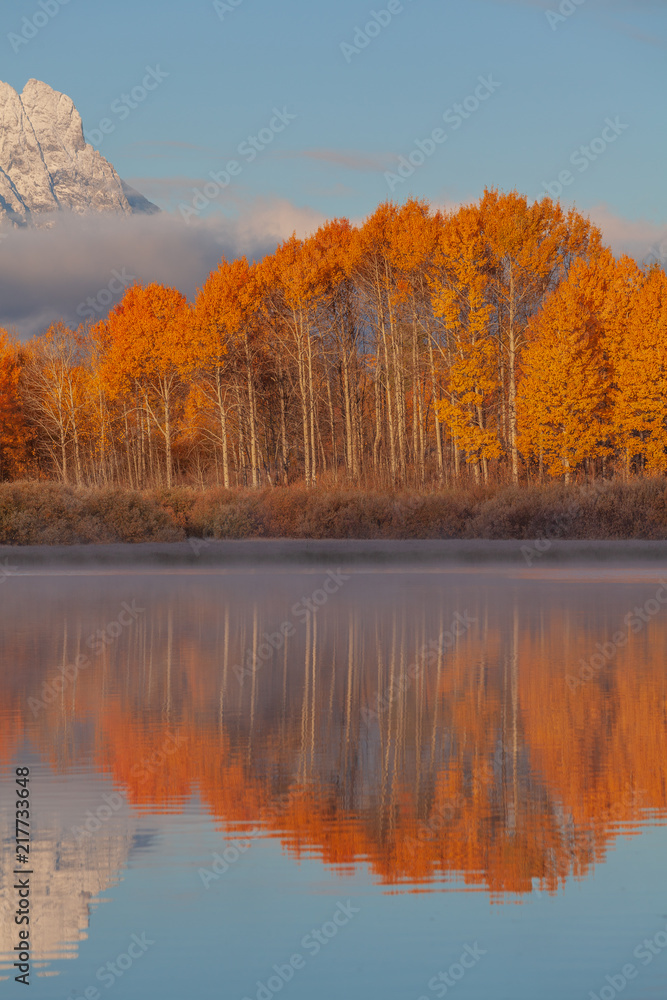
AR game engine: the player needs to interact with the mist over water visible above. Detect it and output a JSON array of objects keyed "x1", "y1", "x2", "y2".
[{"x1": 1, "y1": 565, "x2": 666, "y2": 999}]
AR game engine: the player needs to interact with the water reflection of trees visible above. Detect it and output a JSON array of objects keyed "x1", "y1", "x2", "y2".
[{"x1": 1, "y1": 575, "x2": 665, "y2": 899}]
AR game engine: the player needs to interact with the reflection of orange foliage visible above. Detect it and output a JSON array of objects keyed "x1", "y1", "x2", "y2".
[
  {"x1": 520, "y1": 615, "x2": 667, "y2": 827},
  {"x1": 2, "y1": 595, "x2": 665, "y2": 902},
  {"x1": 0, "y1": 706, "x2": 25, "y2": 764}
]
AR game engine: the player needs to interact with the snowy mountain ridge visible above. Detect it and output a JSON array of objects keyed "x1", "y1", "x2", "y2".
[{"x1": 0, "y1": 78, "x2": 158, "y2": 227}]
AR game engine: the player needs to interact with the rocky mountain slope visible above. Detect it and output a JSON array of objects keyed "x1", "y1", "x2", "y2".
[{"x1": 0, "y1": 78, "x2": 158, "y2": 226}]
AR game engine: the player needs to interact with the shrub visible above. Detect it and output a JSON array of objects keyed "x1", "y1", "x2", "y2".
[{"x1": 2, "y1": 478, "x2": 667, "y2": 545}]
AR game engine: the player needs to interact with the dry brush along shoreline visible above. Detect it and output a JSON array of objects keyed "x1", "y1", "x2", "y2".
[{"x1": 2, "y1": 478, "x2": 667, "y2": 546}]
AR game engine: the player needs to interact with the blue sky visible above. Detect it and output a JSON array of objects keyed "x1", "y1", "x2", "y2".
[
  {"x1": 2, "y1": 0, "x2": 665, "y2": 225},
  {"x1": 0, "y1": 0, "x2": 665, "y2": 333}
]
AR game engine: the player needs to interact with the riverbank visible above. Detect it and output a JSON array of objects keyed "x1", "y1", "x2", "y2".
[{"x1": 1, "y1": 479, "x2": 666, "y2": 546}]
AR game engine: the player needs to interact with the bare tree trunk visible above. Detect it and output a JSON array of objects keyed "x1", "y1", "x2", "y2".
[
  {"x1": 428, "y1": 338, "x2": 444, "y2": 484},
  {"x1": 59, "y1": 408, "x2": 68, "y2": 484},
  {"x1": 215, "y1": 373, "x2": 230, "y2": 489},
  {"x1": 164, "y1": 384, "x2": 173, "y2": 489},
  {"x1": 508, "y1": 270, "x2": 519, "y2": 484},
  {"x1": 306, "y1": 323, "x2": 317, "y2": 485},
  {"x1": 380, "y1": 328, "x2": 397, "y2": 481},
  {"x1": 279, "y1": 377, "x2": 289, "y2": 484},
  {"x1": 124, "y1": 408, "x2": 134, "y2": 489},
  {"x1": 244, "y1": 335, "x2": 259, "y2": 488},
  {"x1": 341, "y1": 353, "x2": 354, "y2": 477},
  {"x1": 325, "y1": 366, "x2": 337, "y2": 480},
  {"x1": 373, "y1": 370, "x2": 382, "y2": 476}
]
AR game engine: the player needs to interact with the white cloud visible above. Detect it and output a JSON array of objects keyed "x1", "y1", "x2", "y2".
[
  {"x1": 585, "y1": 204, "x2": 667, "y2": 263},
  {"x1": 0, "y1": 199, "x2": 325, "y2": 338},
  {"x1": 1, "y1": 199, "x2": 662, "y2": 340}
]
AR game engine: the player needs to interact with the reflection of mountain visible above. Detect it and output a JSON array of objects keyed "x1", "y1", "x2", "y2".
[
  {"x1": 1, "y1": 571, "x2": 666, "y2": 904},
  {"x1": 0, "y1": 825, "x2": 131, "y2": 976}
]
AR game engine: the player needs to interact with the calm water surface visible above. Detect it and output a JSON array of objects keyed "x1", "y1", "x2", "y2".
[{"x1": 1, "y1": 564, "x2": 666, "y2": 999}]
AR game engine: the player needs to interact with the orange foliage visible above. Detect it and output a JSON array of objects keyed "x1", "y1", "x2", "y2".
[
  {"x1": 98, "y1": 283, "x2": 192, "y2": 487},
  {"x1": 0, "y1": 330, "x2": 33, "y2": 478},
  {"x1": 608, "y1": 265, "x2": 667, "y2": 474},
  {"x1": 518, "y1": 255, "x2": 613, "y2": 479},
  {"x1": 0, "y1": 192, "x2": 664, "y2": 487}
]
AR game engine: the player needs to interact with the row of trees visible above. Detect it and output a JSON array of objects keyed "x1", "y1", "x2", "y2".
[
  {"x1": 4, "y1": 580, "x2": 664, "y2": 896},
  {"x1": 0, "y1": 189, "x2": 665, "y2": 488}
]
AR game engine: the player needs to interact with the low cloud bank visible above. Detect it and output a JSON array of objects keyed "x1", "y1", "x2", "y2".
[
  {"x1": 0, "y1": 199, "x2": 324, "y2": 338},
  {"x1": 587, "y1": 204, "x2": 667, "y2": 264},
  {"x1": 0, "y1": 200, "x2": 663, "y2": 339}
]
